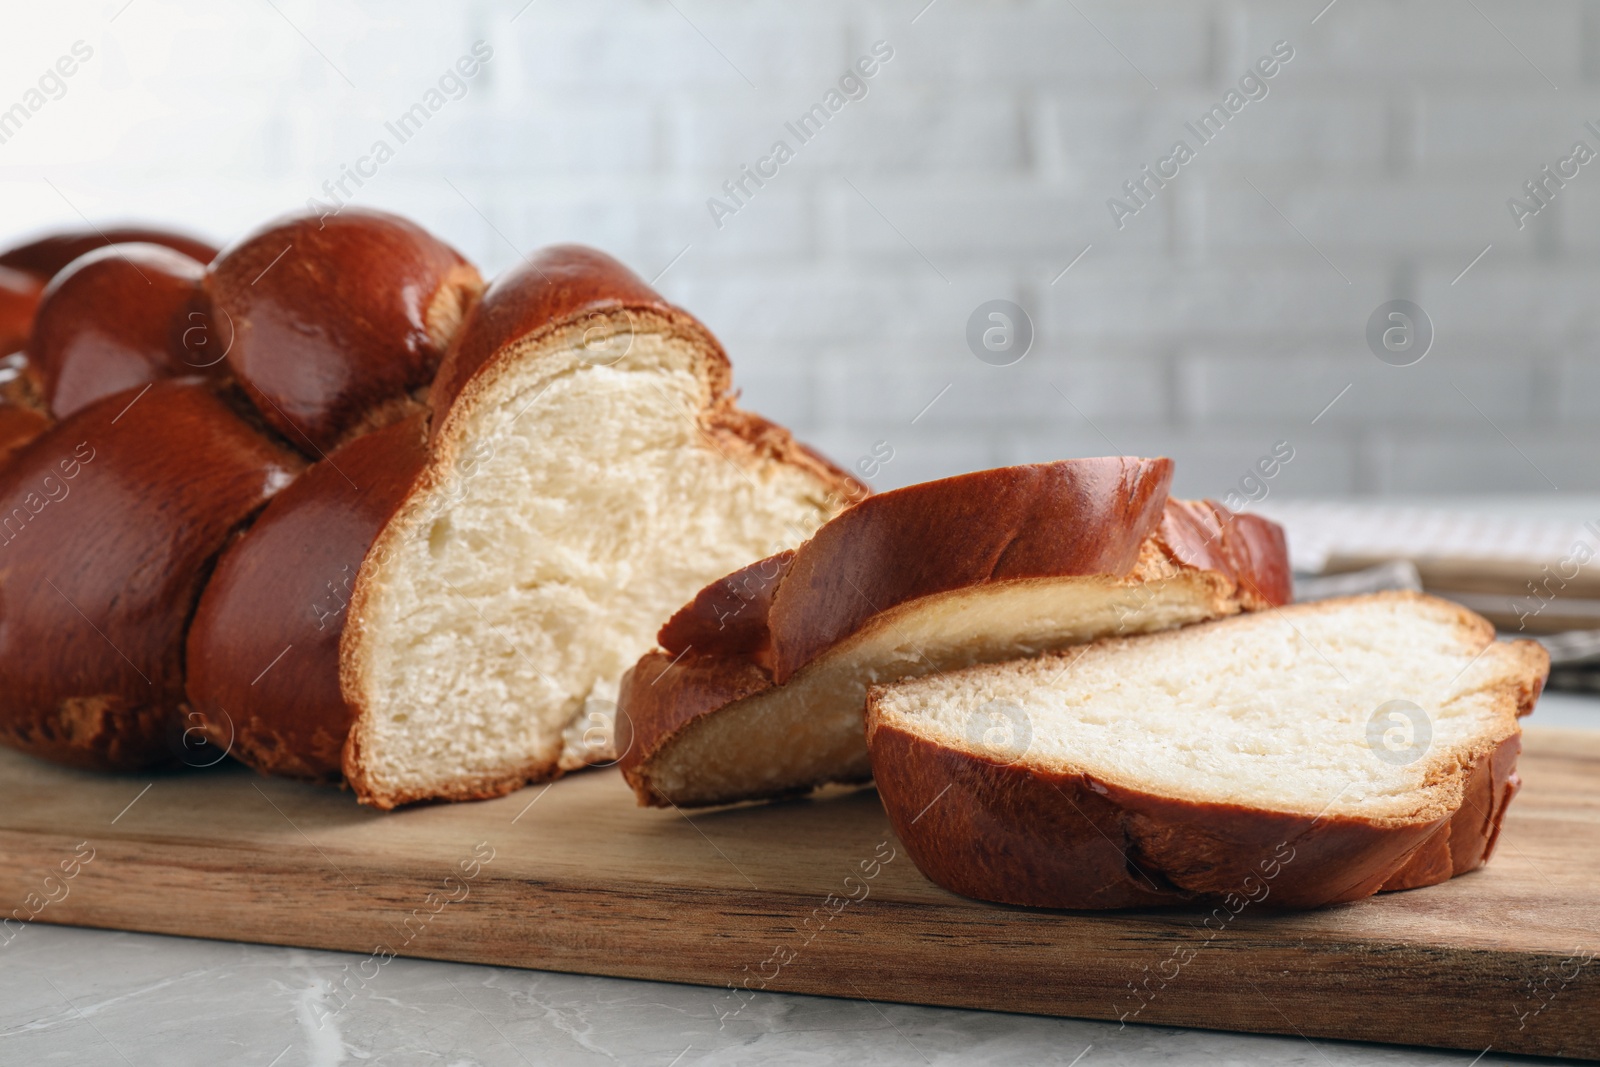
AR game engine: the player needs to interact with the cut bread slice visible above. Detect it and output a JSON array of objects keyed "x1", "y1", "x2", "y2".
[
  {"x1": 866, "y1": 592, "x2": 1548, "y2": 910},
  {"x1": 617, "y1": 459, "x2": 1291, "y2": 808},
  {"x1": 340, "y1": 246, "x2": 857, "y2": 807}
]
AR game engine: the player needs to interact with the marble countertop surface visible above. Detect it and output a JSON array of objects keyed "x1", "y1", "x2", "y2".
[{"x1": 4, "y1": 691, "x2": 1595, "y2": 1067}]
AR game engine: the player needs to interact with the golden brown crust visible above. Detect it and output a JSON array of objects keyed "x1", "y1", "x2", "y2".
[
  {"x1": 618, "y1": 468, "x2": 1292, "y2": 808},
  {"x1": 342, "y1": 754, "x2": 561, "y2": 811},
  {"x1": 206, "y1": 207, "x2": 481, "y2": 454},
  {"x1": 864, "y1": 597, "x2": 1551, "y2": 911},
  {"x1": 185, "y1": 414, "x2": 430, "y2": 782},
  {"x1": 28, "y1": 243, "x2": 214, "y2": 419},
  {"x1": 0, "y1": 219, "x2": 850, "y2": 803},
  {"x1": 614, "y1": 649, "x2": 780, "y2": 790},
  {"x1": 0, "y1": 380, "x2": 301, "y2": 771},
  {"x1": 1379, "y1": 735, "x2": 1523, "y2": 891},
  {"x1": 0, "y1": 227, "x2": 215, "y2": 386},
  {"x1": 700, "y1": 406, "x2": 863, "y2": 517}
]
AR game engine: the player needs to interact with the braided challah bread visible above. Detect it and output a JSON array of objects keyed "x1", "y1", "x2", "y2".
[{"x1": 0, "y1": 211, "x2": 856, "y2": 808}]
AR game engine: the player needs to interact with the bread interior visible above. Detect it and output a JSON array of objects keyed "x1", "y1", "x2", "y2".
[
  {"x1": 347, "y1": 316, "x2": 835, "y2": 806},
  {"x1": 646, "y1": 561, "x2": 1242, "y2": 806},
  {"x1": 871, "y1": 593, "x2": 1536, "y2": 822}
]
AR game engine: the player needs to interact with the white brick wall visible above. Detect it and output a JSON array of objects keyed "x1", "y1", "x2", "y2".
[{"x1": 3, "y1": 0, "x2": 1597, "y2": 498}]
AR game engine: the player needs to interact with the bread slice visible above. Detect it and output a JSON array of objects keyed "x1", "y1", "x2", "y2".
[
  {"x1": 866, "y1": 592, "x2": 1548, "y2": 910},
  {"x1": 617, "y1": 459, "x2": 1291, "y2": 808},
  {"x1": 189, "y1": 244, "x2": 860, "y2": 808}
]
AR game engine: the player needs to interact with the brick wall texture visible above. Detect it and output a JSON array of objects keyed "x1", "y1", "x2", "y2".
[{"x1": 0, "y1": 0, "x2": 1591, "y2": 499}]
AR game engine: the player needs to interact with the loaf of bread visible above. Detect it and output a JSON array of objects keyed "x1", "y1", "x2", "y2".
[
  {"x1": 866, "y1": 592, "x2": 1548, "y2": 909},
  {"x1": 186, "y1": 243, "x2": 858, "y2": 808},
  {"x1": 617, "y1": 458, "x2": 1290, "y2": 808},
  {"x1": 0, "y1": 210, "x2": 462, "y2": 771},
  {"x1": 0, "y1": 212, "x2": 855, "y2": 804}
]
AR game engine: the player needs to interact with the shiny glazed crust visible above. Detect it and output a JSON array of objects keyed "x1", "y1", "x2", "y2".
[
  {"x1": 0, "y1": 226, "x2": 218, "y2": 415},
  {"x1": 0, "y1": 211, "x2": 475, "y2": 777},
  {"x1": 28, "y1": 243, "x2": 212, "y2": 419},
  {"x1": 205, "y1": 207, "x2": 482, "y2": 454},
  {"x1": 0, "y1": 380, "x2": 300, "y2": 771},
  {"x1": 0, "y1": 226, "x2": 217, "y2": 279}
]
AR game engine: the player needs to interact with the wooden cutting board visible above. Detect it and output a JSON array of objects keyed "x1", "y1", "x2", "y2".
[{"x1": 1, "y1": 728, "x2": 1596, "y2": 1059}]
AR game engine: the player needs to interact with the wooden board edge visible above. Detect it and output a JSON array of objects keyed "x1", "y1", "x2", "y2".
[{"x1": 1, "y1": 829, "x2": 1595, "y2": 1059}]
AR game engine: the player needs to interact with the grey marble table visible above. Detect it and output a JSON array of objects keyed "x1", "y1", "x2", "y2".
[{"x1": 4, "y1": 691, "x2": 1594, "y2": 1067}]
